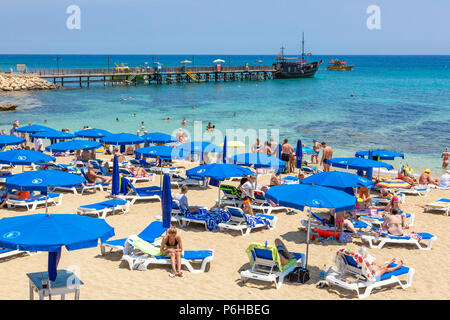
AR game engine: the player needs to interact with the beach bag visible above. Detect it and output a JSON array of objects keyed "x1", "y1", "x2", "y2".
[
  {"x1": 288, "y1": 266, "x2": 310, "y2": 284},
  {"x1": 18, "y1": 188, "x2": 30, "y2": 200},
  {"x1": 339, "y1": 230, "x2": 353, "y2": 243}
]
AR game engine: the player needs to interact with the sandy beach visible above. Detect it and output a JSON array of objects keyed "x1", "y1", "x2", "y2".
[{"x1": 0, "y1": 154, "x2": 449, "y2": 300}]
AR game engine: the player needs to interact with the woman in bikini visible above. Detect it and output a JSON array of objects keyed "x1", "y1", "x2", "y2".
[
  {"x1": 329, "y1": 209, "x2": 360, "y2": 237},
  {"x1": 274, "y1": 238, "x2": 295, "y2": 265},
  {"x1": 442, "y1": 147, "x2": 449, "y2": 169},
  {"x1": 358, "y1": 246, "x2": 403, "y2": 281},
  {"x1": 382, "y1": 209, "x2": 409, "y2": 236},
  {"x1": 160, "y1": 226, "x2": 184, "y2": 277}
]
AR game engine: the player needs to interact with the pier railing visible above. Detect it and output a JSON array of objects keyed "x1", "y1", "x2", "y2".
[{"x1": 30, "y1": 65, "x2": 276, "y2": 77}]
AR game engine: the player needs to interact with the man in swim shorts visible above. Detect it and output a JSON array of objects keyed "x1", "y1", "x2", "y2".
[
  {"x1": 281, "y1": 139, "x2": 294, "y2": 173},
  {"x1": 311, "y1": 139, "x2": 320, "y2": 164},
  {"x1": 320, "y1": 142, "x2": 333, "y2": 172},
  {"x1": 442, "y1": 147, "x2": 449, "y2": 169}
]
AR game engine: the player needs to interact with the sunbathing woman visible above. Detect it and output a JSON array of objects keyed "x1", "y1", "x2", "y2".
[
  {"x1": 384, "y1": 196, "x2": 403, "y2": 214},
  {"x1": 358, "y1": 246, "x2": 404, "y2": 281},
  {"x1": 382, "y1": 209, "x2": 409, "y2": 236},
  {"x1": 274, "y1": 238, "x2": 295, "y2": 265},
  {"x1": 329, "y1": 209, "x2": 360, "y2": 237},
  {"x1": 129, "y1": 166, "x2": 150, "y2": 177},
  {"x1": 160, "y1": 226, "x2": 184, "y2": 277}
]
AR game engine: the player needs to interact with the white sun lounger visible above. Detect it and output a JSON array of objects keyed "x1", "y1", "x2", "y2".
[
  {"x1": 49, "y1": 183, "x2": 99, "y2": 195},
  {"x1": 0, "y1": 248, "x2": 34, "y2": 259},
  {"x1": 424, "y1": 198, "x2": 449, "y2": 216},
  {"x1": 218, "y1": 206, "x2": 278, "y2": 236},
  {"x1": 170, "y1": 174, "x2": 206, "y2": 189},
  {"x1": 122, "y1": 235, "x2": 214, "y2": 274},
  {"x1": 251, "y1": 190, "x2": 289, "y2": 215},
  {"x1": 6, "y1": 193, "x2": 63, "y2": 211},
  {"x1": 119, "y1": 168, "x2": 154, "y2": 184},
  {"x1": 240, "y1": 243, "x2": 305, "y2": 289},
  {"x1": 396, "y1": 186, "x2": 429, "y2": 197},
  {"x1": 326, "y1": 247, "x2": 415, "y2": 299},
  {"x1": 361, "y1": 226, "x2": 437, "y2": 250}
]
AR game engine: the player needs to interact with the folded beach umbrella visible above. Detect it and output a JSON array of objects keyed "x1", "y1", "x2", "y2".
[
  {"x1": 0, "y1": 213, "x2": 114, "y2": 281},
  {"x1": 231, "y1": 153, "x2": 286, "y2": 170},
  {"x1": 161, "y1": 173, "x2": 172, "y2": 229},
  {"x1": 31, "y1": 130, "x2": 75, "y2": 140},
  {"x1": 74, "y1": 128, "x2": 112, "y2": 139},
  {"x1": 15, "y1": 125, "x2": 54, "y2": 133},
  {"x1": 266, "y1": 184, "x2": 356, "y2": 268},
  {"x1": 0, "y1": 135, "x2": 25, "y2": 147},
  {"x1": 45, "y1": 140, "x2": 101, "y2": 152},
  {"x1": 300, "y1": 171, "x2": 375, "y2": 194},
  {"x1": 223, "y1": 136, "x2": 227, "y2": 164},
  {"x1": 135, "y1": 145, "x2": 188, "y2": 160},
  {"x1": 111, "y1": 155, "x2": 120, "y2": 198},
  {"x1": 0, "y1": 150, "x2": 55, "y2": 166},
  {"x1": 355, "y1": 149, "x2": 405, "y2": 161},
  {"x1": 141, "y1": 132, "x2": 177, "y2": 144},
  {"x1": 277, "y1": 143, "x2": 282, "y2": 159},
  {"x1": 296, "y1": 140, "x2": 303, "y2": 169},
  {"x1": 100, "y1": 133, "x2": 144, "y2": 146}
]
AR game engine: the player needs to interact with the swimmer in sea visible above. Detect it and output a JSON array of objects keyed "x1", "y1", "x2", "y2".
[
  {"x1": 192, "y1": 106, "x2": 196, "y2": 109},
  {"x1": 165, "y1": 117, "x2": 171, "y2": 121},
  {"x1": 132, "y1": 113, "x2": 136, "y2": 117},
  {"x1": 442, "y1": 147, "x2": 449, "y2": 169},
  {"x1": 116, "y1": 118, "x2": 119, "y2": 122},
  {"x1": 233, "y1": 112, "x2": 236, "y2": 117},
  {"x1": 182, "y1": 117, "x2": 186, "y2": 126}
]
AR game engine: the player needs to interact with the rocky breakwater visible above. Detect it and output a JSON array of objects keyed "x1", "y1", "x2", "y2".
[{"x1": 0, "y1": 73, "x2": 59, "y2": 91}]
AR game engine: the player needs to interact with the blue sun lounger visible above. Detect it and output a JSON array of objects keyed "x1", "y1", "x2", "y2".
[
  {"x1": 326, "y1": 247, "x2": 415, "y2": 298},
  {"x1": 116, "y1": 179, "x2": 162, "y2": 204},
  {"x1": 100, "y1": 220, "x2": 166, "y2": 255},
  {"x1": 122, "y1": 235, "x2": 214, "y2": 273},
  {"x1": 361, "y1": 225, "x2": 437, "y2": 250},
  {"x1": 76, "y1": 199, "x2": 131, "y2": 219}
]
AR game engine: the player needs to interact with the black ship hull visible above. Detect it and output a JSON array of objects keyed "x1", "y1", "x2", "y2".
[{"x1": 273, "y1": 61, "x2": 319, "y2": 79}]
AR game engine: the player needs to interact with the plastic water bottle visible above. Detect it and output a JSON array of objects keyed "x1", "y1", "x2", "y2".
[{"x1": 319, "y1": 264, "x2": 326, "y2": 280}]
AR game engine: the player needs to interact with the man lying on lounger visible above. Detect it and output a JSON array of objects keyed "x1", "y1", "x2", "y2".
[
  {"x1": 0, "y1": 188, "x2": 30, "y2": 209},
  {"x1": 174, "y1": 185, "x2": 199, "y2": 214},
  {"x1": 86, "y1": 164, "x2": 112, "y2": 185}
]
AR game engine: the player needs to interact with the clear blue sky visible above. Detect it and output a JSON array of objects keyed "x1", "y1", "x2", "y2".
[{"x1": 1, "y1": 0, "x2": 449, "y2": 54}]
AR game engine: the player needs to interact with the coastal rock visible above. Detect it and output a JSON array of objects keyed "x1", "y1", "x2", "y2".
[
  {"x1": 0, "y1": 73, "x2": 59, "y2": 92},
  {"x1": 0, "y1": 104, "x2": 17, "y2": 111}
]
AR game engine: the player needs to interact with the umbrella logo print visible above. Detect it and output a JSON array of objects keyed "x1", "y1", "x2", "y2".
[
  {"x1": 18, "y1": 156, "x2": 27, "y2": 160},
  {"x1": 311, "y1": 199, "x2": 322, "y2": 206},
  {"x1": 3, "y1": 231, "x2": 21, "y2": 240},
  {"x1": 32, "y1": 178, "x2": 43, "y2": 184}
]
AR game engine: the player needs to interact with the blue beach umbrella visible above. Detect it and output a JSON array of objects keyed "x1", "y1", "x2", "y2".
[
  {"x1": 141, "y1": 132, "x2": 177, "y2": 144},
  {"x1": 5, "y1": 170, "x2": 85, "y2": 192},
  {"x1": 231, "y1": 153, "x2": 286, "y2": 171},
  {"x1": 100, "y1": 133, "x2": 144, "y2": 146},
  {"x1": 300, "y1": 171, "x2": 375, "y2": 194},
  {"x1": 176, "y1": 141, "x2": 222, "y2": 162},
  {"x1": 266, "y1": 184, "x2": 357, "y2": 268},
  {"x1": 31, "y1": 130, "x2": 75, "y2": 140},
  {"x1": 161, "y1": 173, "x2": 172, "y2": 229},
  {"x1": 135, "y1": 146, "x2": 188, "y2": 160},
  {"x1": 296, "y1": 140, "x2": 303, "y2": 169},
  {"x1": 15, "y1": 125, "x2": 54, "y2": 133},
  {"x1": 325, "y1": 157, "x2": 394, "y2": 181},
  {"x1": 0, "y1": 214, "x2": 114, "y2": 281},
  {"x1": 186, "y1": 164, "x2": 253, "y2": 207},
  {"x1": 0, "y1": 135, "x2": 25, "y2": 148},
  {"x1": 223, "y1": 136, "x2": 227, "y2": 164},
  {"x1": 355, "y1": 149, "x2": 405, "y2": 161},
  {"x1": 74, "y1": 128, "x2": 112, "y2": 139},
  {"x1": 45, "y1": 140, "x2": 102, "y2": 153},
  {"x1": 0, "y1": 150, "x2": 55, "y2": 166}
]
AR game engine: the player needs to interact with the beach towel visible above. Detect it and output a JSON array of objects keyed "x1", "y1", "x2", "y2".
[
  {"x1": 244, "y1": 214, "x2": 272, "y2": 228},
  {"x1": 246, "y1": 243, "x2": 297, "y2": 272},
  {"x1": 184, "y1": 208, "x2": 230, "y2": 231}
]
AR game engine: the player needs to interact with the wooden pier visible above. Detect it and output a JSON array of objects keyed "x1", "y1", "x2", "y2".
[{"x1": 30, "y1": 65, "x2": 277, "y2": 87}]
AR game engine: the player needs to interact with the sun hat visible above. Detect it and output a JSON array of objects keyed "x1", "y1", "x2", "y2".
[
  {"x1": 392, "y1": 196, "x2": 399, "y2": 202},
  {"x1": 424, "y1": 169, "x2": 431, "y2": 174}
]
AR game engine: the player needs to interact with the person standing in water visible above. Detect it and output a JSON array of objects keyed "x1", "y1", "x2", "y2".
[{"x1": 442, "y1": 147, "x2": 449, "y2": 169}]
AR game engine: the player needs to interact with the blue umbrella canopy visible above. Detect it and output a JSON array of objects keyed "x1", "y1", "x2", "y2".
[
  {"x1": 325, "y1": 157, "x2": 394, "y2": 171},
  {"x1": 0, "y1": 135, "x2": 25, "y2": 147},
  {"x1": 300, "y1": 171, "x2": 375, "y2": 189},
  {"x1": 135, "y1": 145, "x2": 188, "y2": 160},
  {"x1": 141, "y1": 132, "x2": 177, "y2": 144},
  {"x1": 355, "y1": 149, "x2": 405, "y2": 161},
  {"x1": 176, "y1": 141, "x2": 222, "y2": 154},
  {"x1": 161, "y1": 173, "x2": 172, "y2": 229},
  {"x1": 74, "y1": 128, "x2": 112, "y2": 139},
  {"x1": 277, "y1": 143, "x2": 282, "y2": 159},
  {"x1": 231, "y1": 152, "x2": 286, "y2": 169},
  {"x1": 296, "y1": 140, "x2": 303, "y2": 169},
  {"x1": 31, "y1": 130, "x2": 75, "y2": 140},
  {"x1": 295, "y1": 146, "x2": 316, "y2": 155},
  {"x1": 0, "y1": 214, "x2": 114, "y2": 281},
  {"x1": 266, "y1": 184, "x2": 357, "y2": 212},
  {"x1": 186, "y1": 164, "x2": 253, "y2": 181},
  {"x1": 15, "y1": 125, "x2": 54, "y2": 133},
  {"x1": 5, "y1": 170, "x2": 86, "y2": 192},
  {"x1": 100, "y1": 133, "x2": 144, "y2": 145},
  {"x1": 0, "y1": 150, "x2": 55, "y2": 165},
  {"x1": 45, "y1": 140, "x2": 102, "y2": 152}
]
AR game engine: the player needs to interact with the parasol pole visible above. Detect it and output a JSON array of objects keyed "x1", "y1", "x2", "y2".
[{"x1": 305, "y1": 206, "x2": 311, "y2": 269}]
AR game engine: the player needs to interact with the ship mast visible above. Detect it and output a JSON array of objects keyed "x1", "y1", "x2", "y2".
[{"x1": 301, "y1": 32, "x2": 305, "y2": 63}]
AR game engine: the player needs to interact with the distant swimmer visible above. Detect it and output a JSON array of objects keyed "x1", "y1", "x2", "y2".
[
  {"x1": 442, "y1": 147, "x2": 450, "y2": 168},
  {"x1": 132, "y1": 113, "x2": 136, "y2": 117},
  {"x1": 233, "y1": 112, "x2": 236, "y2": 117},
  {"x1": 116, "y1": 117, "x2": 119, "y2": 122},
  {"x1": 182, "y1": 117, "x2": 187, "y2": 126},
  {"x1": 141, "y1": 121, "x2": 145, "y2": 126},
  {"x1": 192, "y1": 106, "x2": 197, "y2": 109},
  {"x1": 165, "y1": 117, "x2": 171, "y2": 121},
  {"x1": 44, "y1": 120, "x2": 47, "y2": 123}
]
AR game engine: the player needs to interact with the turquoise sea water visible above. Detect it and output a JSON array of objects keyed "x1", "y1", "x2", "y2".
[{"x1": 0, "y1": 55, "x2": 449, "y2": 175}]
